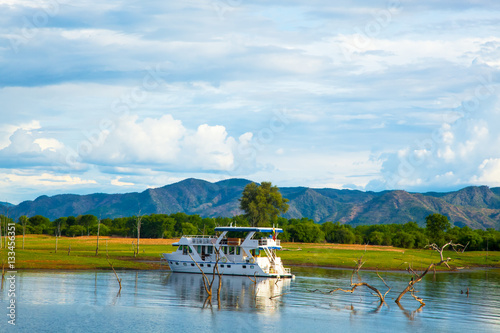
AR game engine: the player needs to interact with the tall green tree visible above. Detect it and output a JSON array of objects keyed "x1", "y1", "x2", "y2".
[
  {"x1": 239, "y1": 182, "x2": 289, "y2": 227},
  {"x1": 426, "y1": 213, "x2": 451, "y2": 245}
]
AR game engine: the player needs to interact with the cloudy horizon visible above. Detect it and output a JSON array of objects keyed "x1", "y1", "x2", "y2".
[{"x1": 1, "y1": 0, "x2": 500, "y2": 204}]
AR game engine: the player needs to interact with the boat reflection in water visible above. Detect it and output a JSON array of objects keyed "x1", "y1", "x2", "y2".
[{"x1": 162, "y1": 272, "x2": 291, "y2": 311}]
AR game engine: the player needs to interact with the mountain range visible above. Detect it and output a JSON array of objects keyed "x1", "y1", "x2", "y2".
[{"x1": 2, "y1": 178, "x2": 500, "y2": 229}]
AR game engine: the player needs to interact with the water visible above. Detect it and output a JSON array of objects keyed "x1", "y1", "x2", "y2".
[{"x1": 1, "y1": 268, "x2": 499, "y2": 332}]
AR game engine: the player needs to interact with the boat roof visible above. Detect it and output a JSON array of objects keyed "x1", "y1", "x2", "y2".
[{"x1": 214, "y1": 226, "x2": 283, "y2": 233}]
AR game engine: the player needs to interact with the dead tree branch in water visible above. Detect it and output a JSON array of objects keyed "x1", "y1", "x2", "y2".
[
  {"x1": 395, "y1": 241, "x2": 464, "y2": 305},
  {"x1": 189, "y1": 246, "x2": 224, "y2": 308},
  {"x1": 309, "y1": 256, "x2": 390, "y2": 305},
  {"x1": 106, "y1": 256, "x2": 122, "y2": 293},
  {"x1": 1, "y1": 260, "x2": 5, "y2": 290}
]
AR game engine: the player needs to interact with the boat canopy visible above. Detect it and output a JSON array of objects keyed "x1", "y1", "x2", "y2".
[{"x1": 214, "y1": 226, "x2": 283, "y2": 233}]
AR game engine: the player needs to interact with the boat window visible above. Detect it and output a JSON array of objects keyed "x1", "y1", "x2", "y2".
[
  {"x1": 229, "y1": 246, "x2": 235, "y2": 255},
  {"x1": 207, "y1": 246, "x2": 213, "y2": 254},
  {"x1": 183, "y1": 263, "x2": 187, "y2": 266},
  {"x1": 197, "y1": 246, "x2": 202, "y2": 253},
  {"x1": 191, "y1": 263, "x2": 195, "y2": 267},
  {"x1": 200, "y1": 264, "x2": 204, "y2": 267},
  {"x1": 222, "y1": 247, "x2": 227, "y2": 254},
  {"x1": 227, "y1": 265, "x2": 231, "y2": 268},
  {"x1": 207, "y1": 264, "x2": 211, "y2": 267},
  {"x1": 176, "y1": 262, "x2": 179, "y2": 265},
  {"x1": 220, "y1": 264, "x2": 224, "y2": 268},
  {"x1": 242, "y1": 265, "x2": 246, "y2": 269},
  {"x1": 236, "y1": 247, "x2": 241, "y2": 255},
  {"x1": 182, "y1": 246, "x2": 188, "y2": 255},
  {"x1": 250, "y1": 266, "x2": 254, "y2": 269}
]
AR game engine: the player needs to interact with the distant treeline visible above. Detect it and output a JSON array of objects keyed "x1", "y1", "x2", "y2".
[{"x1": 2, "y1": 213, "x2": 499, "y2": 251}]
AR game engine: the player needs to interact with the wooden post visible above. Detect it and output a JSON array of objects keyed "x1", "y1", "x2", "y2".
[{"x1": 95, "y1": 218, "x2": 101, "y2": 256}]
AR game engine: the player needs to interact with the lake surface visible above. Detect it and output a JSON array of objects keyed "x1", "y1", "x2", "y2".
[{"x1": 1, "y1": 267, "x2": 499, "y2": 332}]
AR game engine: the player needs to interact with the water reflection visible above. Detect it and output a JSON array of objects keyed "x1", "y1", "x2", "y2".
[
  {"x1": 162, "y1": 273, "x2": 291, "y2": 311},
  {"x1": 1, "y1": 269, "x2": 499, "y2": 333}
]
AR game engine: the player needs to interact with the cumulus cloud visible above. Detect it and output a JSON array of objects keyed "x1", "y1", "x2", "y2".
[
  {"x1": 75, "y1": 114, "x2": 253, "y2": 172},
  {"x1": 0, "y1": 114, "x2": 254, "y2": 174},
  {"x1": 0, "y1": 128, "x2": 69, "y2": 168},
  {"x1": 371, "y1": 95, "x2": 500, "y2": 190},
  {"x1": 85, "y1": 114, "x2": 185, "y2": 165}
]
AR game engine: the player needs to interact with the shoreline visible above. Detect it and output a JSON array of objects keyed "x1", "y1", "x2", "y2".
[{"x1": 5, "y1": 235, "x2": 499, "y2": 271}]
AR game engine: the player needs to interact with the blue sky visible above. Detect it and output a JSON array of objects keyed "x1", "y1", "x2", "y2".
[{"x1": 1, "y1": 0, "x2": 500, "y2": 204}]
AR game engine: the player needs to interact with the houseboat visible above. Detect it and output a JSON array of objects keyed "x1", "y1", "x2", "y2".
[{"x1": 162, "y1": 226, "x2": 294, "y2": 278}]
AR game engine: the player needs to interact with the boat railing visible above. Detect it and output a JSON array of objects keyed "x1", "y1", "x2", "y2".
[
  {"x1": 185, "y1": 236, "x2": 217, "y2": 244},
  {"x1": 258, "y1": 239, "x2": 281, "y2": 247}
]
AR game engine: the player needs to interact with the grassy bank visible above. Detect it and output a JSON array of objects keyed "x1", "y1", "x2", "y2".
[
  {"x1": 1, "y1": 235, "x2": 499, "y2": 271},
  {"x1": 1, "y1": 235, "x2": 176, "y2": 270},
  {"x1": 280, "y1": 243, "x2": 500, "y2": 271}
]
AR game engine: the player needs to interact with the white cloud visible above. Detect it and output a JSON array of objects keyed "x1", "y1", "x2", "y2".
[
  {"x1": 0, "y1": 128, "x2": 71, "y2": 169},
  {"x1": 374, "y1": 95, "x2": 500, "y2": 190},
  {"x1": 183, "y1": 124, "x2": 237, "y2": 171},
  {"x1": 87, "y1": 114, "x2": 185, "y2": 165},
  {"x1": 33, "y1": 138, "x2": 65, "y2": 152},
  {"x1": 111, "y1": 176, "x2": 134, "y2": 186},
  {"x1": 1, "y1": 172, "x2": 97, "y2": 187},
  {"x1": 81, "y1": 114, "x2": 253, "y2": 172},
  {"x1": 0, "y1": 120, "x2": 41, "y2": 149}
]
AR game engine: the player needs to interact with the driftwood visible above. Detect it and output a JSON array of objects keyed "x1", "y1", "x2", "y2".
[{"x1": 395, "y1": 241, "x2": 464, "y2": 305}]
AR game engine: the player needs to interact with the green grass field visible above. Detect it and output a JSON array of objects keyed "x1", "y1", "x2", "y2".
[
  {"x1": 280, "y1": 243, "x2": 500, "y2": 271},
  {"x1": 1, "y1": 235, "x2": 498, "y2": 271},
  {"x1": 0, "y1": 235, "x2": 175, "y2": 270}
]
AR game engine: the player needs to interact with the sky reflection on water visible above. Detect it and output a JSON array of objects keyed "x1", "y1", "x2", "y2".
[{"x1": 1, "y1": 268, "x2": 499, "y2": 332}]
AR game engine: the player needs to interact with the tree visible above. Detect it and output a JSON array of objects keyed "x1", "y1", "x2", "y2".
[
  {"x1": 67, "y1": 225, "x2": 85, "y2": 237},
  {"x1": 53, "y1": 217, "x2": 66, "y2": 237},
  {"x1": 287, "y1": 218, "x2": 324, "y2": 243},
  {"x1": 426, "y1": 214, "x2": 451, "y2": 245},
  {"x1": 77, "y1": 215, "x2": 97, "y2": 236},
  {"x1": 239, "y1": 182, "x2": 289, "y2": 227},
  {"x1": 322, "y1": 222, "x2": 355, "y2": 244},
  {"x1": 29, "y1": 215, "x2": 51, "y2": 234}
]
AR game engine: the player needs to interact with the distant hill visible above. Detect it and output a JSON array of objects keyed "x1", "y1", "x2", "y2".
[
  {"x1": 0, "y1": 201, "x2": 13, "y2": 208},
  {"x1": 6, "y1": 178, "x2": 500, "y2": 230}
]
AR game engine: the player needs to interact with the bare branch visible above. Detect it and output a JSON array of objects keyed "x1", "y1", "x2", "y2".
[
  {"x1": 312, "y1": 256, "x2": 390, "y2": 305},
  {"x1": 106, "y1": 257, "x2": 122, "y2": 293},
  {"x1": 397, "y1": 241, "x2": 465, "y2": 305}
]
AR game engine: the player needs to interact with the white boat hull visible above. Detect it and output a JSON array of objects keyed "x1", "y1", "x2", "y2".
[{"x1": 163, "y1": 254, "x2": 293, "y2": 278}]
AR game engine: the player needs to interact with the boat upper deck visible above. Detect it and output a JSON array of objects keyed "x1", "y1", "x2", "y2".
[
  {"x1": 214, "y1": 226, "x2": 283, "y2": 233},
  {"x1": 173, "y1": 226, "x2": 283, "y2": 249}
]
